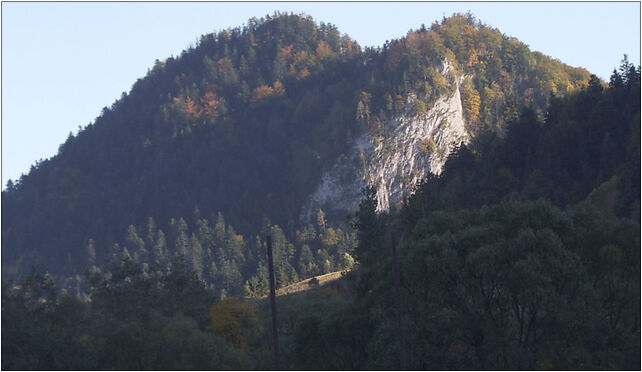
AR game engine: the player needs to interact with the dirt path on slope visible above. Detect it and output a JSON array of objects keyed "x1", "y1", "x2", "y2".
[{"x1": 276, "y1": 270, "x2": 347, "y2": 296}]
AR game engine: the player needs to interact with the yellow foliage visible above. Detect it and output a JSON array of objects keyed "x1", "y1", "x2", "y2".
[
  {"x1": 294, "y1": 50, "x2": 315, "y2": 68},
  {"x1": 466, "y1": 51, "x2": 479, "y2": 68},
  {"x1": 321, "y1": 227, "x2": 339, "y2": 246},
  {"x1": 523, "y1": 87, "x2": 535, "y2": 106},
  {"x1": 428, "y1": 67, "x2": 448, "y2": 96},
  {"x1": 315, "y1": 40, "x2": 333, "y2": 60},
  {"x1": 461, "y1": 77, "x2": 481, "y2": 125},
  {"x1": 272, "y1": 80, "x2": 285, "y2": 95},
  {"x1": 548, "y1": 81, "x2": 558, "y2": 96},
  {"x1": 285, "y1": 50, "x2": 316, "y2": 80},
  {"x1": 298, "y1": 67, "x2": 311, "y2": 80},
  {"x1": 234, "y1": 233, "x2": 244, "y2": 246},
  {"x1": 206, "y1": 298, "x2": 259, "y2": 349}
]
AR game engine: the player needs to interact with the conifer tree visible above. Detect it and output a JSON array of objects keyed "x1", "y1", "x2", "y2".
[{"x1": 86, "y1": 238, "x2": 96, "y2": 267}]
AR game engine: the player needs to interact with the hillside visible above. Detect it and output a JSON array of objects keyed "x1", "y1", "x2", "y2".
[
  {"x1": 1, "y1": 12, "x2": 639, "y2": 370},
  {"x1": 2, "y1": 13, "x2": 591, "y2": 291}
]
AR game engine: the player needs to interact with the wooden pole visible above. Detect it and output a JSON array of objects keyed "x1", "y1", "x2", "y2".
[
  {"x1": 266, "y1": 236, "x2": 280, "y2": 370},
  {"x1": 391, "y1": 232, "x2": 406, "y2": 369}
]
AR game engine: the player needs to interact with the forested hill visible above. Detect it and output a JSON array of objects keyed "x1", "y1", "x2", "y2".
[
  {"x1": 2, "y1": 57, "x2": 638, "y2": 372},
  {"x1": 2, "y1": 12, "x2": 639, "y2": 370},
  {"x1": 2, "y1": 12, "x2": 591, "y2": 289}
]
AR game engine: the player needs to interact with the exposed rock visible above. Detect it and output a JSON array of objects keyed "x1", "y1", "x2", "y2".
[{"x1": 301, "y1": 59, "x2": 470, "y2": 221}]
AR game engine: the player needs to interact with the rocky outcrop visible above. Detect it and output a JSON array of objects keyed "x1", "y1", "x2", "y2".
[{"x1": 301, "y1": 59, "x2": 470, "y2": 221}]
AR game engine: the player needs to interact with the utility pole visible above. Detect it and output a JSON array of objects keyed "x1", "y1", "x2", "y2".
[
  {"x1": 391, "y1": 232, "x2": 406, "y2": 369},
  {"x1": 266, "y1": 236, "x2": 280, "y2": 370}
]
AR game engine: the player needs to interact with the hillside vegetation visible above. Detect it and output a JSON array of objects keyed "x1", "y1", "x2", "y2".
[
  {"x1": 3, "y1": 13, "x2": 590, "y2": 291},
  {"x1": 343, "y1": 56, "x2": 640, "y2": 370},
  {"x1": 2, "y1": 12, "x2": 638, "y2": 370}
]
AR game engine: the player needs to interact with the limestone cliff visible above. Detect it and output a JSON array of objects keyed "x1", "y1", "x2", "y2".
[{"x1": 302, "y1": 59, "x2": 470, "y2": 221}]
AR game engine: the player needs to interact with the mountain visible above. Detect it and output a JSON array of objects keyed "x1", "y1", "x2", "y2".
[
  {"x1": 3, "y1": 63, "x2": 637, "y2": 370},
  {"x1": 2, "y1": 13, "x2": 591, "y2": 288},
  {"x1": 2, "y1": 12, "x2": 639, "y2": 371}
]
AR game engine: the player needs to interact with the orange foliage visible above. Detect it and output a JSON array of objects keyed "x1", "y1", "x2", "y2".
[
  {"x1": 200, "y1": 91, "x2": 221, "y2": 121},
  {"x1": 347, "y1": 41, "x2": 357, "y2": 51},
  {"x1": 285, "y1": 50, "x2": 316, "y2": 80},
  {"x1": 294, "y1": 50, "x2": 314, "y2": 67},
  {"x1": 174, "y1": 96, "x2": 202, "y2": 120},
  {"x1": 251, "y1": 81, "x2": 285, "y2": 103},
  {"x1": 272, "y1": 80, "x2": 285, "y2": 95},
  {"x1": 252, "y1": 85, "x2": 275, "y2": 102},
  {"x1": 464, "y1": 24, "x2": 476, "y2": 35},
  {"x1": 298, "y1": 67, "x2": 310, "y2": 80},
  {"x1": 315, "y1": 40, "x2": 333, "y2": 60},
  {"x1": 467, "y1": 51, "x2": 479, "y2": 68}
]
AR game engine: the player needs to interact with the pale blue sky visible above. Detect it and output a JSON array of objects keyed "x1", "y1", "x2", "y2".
[{"x1": 2, "y1": 2, "x2": 640, "y2": 188}]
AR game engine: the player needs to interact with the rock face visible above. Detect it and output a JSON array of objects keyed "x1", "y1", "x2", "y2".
[{"x1": 301, "y1": 59, "x2": 470, "y2": 221}]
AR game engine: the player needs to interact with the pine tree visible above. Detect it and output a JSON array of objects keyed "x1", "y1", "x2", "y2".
[
  {"x1": 125, "y1": 225, "x2": 147, "y2": 262},
  {"x1": 145, "y1": 217, "x2": 157, "y2": 249},
  {"x1": 297, "y1": 244, "x2": 315, "y2": 278},
  {"x1": 86, "y1": 238, "x2": 96, "y2": 267},
  {"x1": 597, "y1": 132, "x2": 617, "y2": 183},
  {"x1": 154, "y1": 230, "x2": 168, "y2": 267},
  {"x1": 214, "y1": 213, "x2": 227, "y2": 246},
  {"x1": 317, "y1": 209, "x2": 327, "y2": 232},
  {"x1": 189, "y1": 233, "x2": 204, "y2": 279},
  {"x1": 172, "y1": 218, "x2": 189, "y2": 258}
]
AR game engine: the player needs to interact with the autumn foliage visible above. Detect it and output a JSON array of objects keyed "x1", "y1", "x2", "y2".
[
  {"x1": 200, "y1": 91, "x2": 221, "y2": 121},
  {"x1": 251, "y1": 81, "x2": 285, "y2": 103},
  {"x1": 206, "y1": 298, "x2": 260, "y2": 349}
]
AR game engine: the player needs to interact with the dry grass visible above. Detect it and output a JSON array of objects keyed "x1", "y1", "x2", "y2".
[{"x1": 275, "y1": 270, "x2": 347, "y2": 296}]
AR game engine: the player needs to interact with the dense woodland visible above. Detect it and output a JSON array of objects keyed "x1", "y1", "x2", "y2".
[{"x1": 2, "y1": 12, "x2": 640, "y2": 370}]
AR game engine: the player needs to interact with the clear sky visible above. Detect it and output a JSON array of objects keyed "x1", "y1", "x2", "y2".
[{"x1": 2, "y1": 1, "x2": 640, "y2": 189}]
